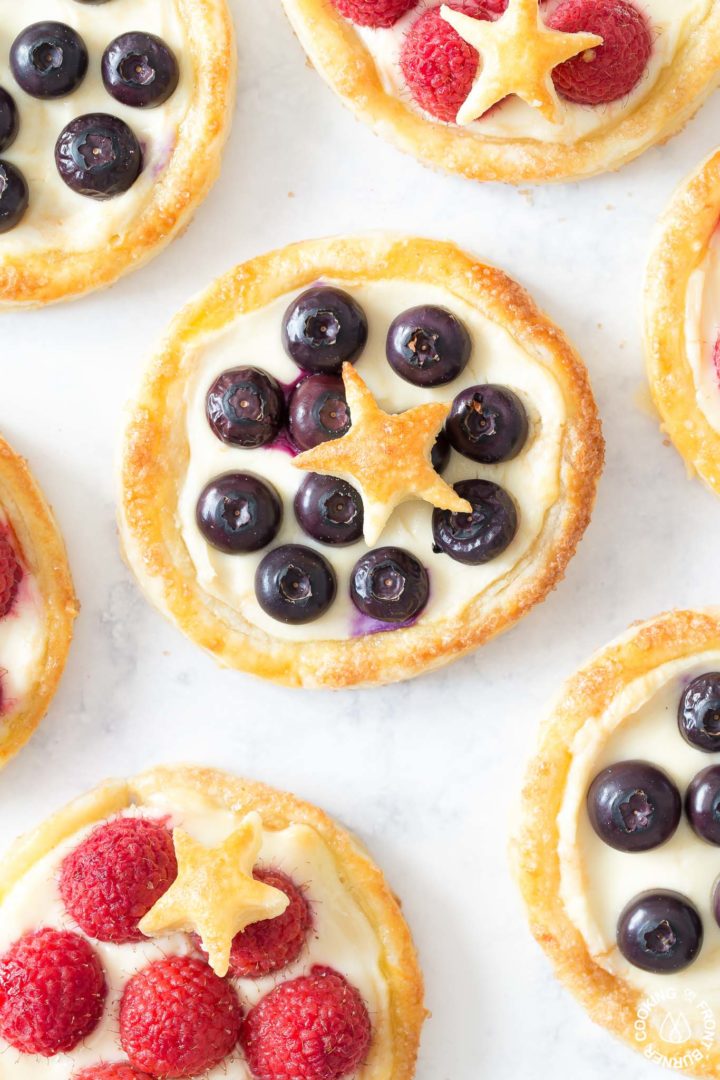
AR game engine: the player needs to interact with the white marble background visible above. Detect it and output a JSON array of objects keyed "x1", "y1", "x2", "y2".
[{"x1": 0, "y1": 3, "x2": 719, "y2": 1078}]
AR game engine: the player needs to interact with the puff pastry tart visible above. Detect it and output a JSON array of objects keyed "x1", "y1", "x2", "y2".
[
  {"x1": 0, "y1": 765, "x2": 425, "y2": 1079},
  {"x1": 0, "y1": 434, "x2": 76, "y2": 769},
  {"x1": 645, "y1": 149, "x2": 720, "y2": 499},
  {"x1": 514, "y1": 608, "x2": 720, "y2": 1076},
  {"x1": 120, "y1": 235, "x2": 603, "y2": 688},
  {"x1": 0, "y1": 0, "x2": 235, "y2": 307},
  {"x1": 281, "y1": 0, "x2": 720, "y2": 184}
]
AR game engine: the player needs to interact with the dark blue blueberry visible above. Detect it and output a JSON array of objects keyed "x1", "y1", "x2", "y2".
[
  {"x1": 431, "y1": 430, "x2": 451, "y2": 474},
  {"x1": 686, "y1": 766, "x2": 720, "y2": 845},
  {"x1": 446, "y1": 384, "x2": 528, "y2": 464},
  {"x1": 11, "y1": 22, "x2": 88, "y2": 99},
  {"x1": 432, "y1": 479, "x2": 517, "y2": 565},
  {"x1": 678, "y1": 673, "x2": 720, "y2": 752},
  {"x1": 0, "y1": 90, "x2": 19, "y2": 153},
  {"x1": 0, "y1": 162, "x2": 28, "y2": 234},
  {"x1": 102, "y1": 33, "x2": 179, "y2": 108},
  {"x1": 196, "y1": 473, "x2": 282, "y2": 554},
  {"x1": 587, "y1": 761, "x2": 681, "y2": 852},
  {"x1": 206, "y1": 367, "x2": 285, "y2": 449},
  {"x1": 288, "y1": 374, "x2": 350, "y2": 452},
  {"x1": 294, "y1": 474, "x2": 364, "y2": 546},
  {"x1": 282, "y1": 287, "x2": 368, "y2": 374},
  {"x1": 55, "y1": 114, "x2": 142, "y2": 200},
  {"x1": 386, "y1": 305, "x2": 471, "y2": 387},
  {"x1": 350, "y1": 547, "x2": 429, "y2": 624},
  {"x1": 617, "y1": 891, "x2": 702, "y2": 974},
  {"x1": 255, "y1": 545, "x2": 336, "y2": 624}
]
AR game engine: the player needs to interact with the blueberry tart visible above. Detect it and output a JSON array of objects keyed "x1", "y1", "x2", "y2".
[
  {"x1": 0, "y1": 0, "x2": 234, "y2": 306},
  {"x1": 281, "y1": 0, "x2": 720, "y2": 184},
  {"x1": 0, "y1": 433, "x2": 76, "y2": 767},
  {"x1": 120, "y1": 235, "x2": 603, "y2": 688},
  {"x1": 0, "y1": 765, "x2": 425, "y2": 1078},
  {"x1": 645, "y1": 149, "x2": 720, "y2": 500},
  {"x1": 515, "y1": 609, "x2": 720, "y2": 1074}
]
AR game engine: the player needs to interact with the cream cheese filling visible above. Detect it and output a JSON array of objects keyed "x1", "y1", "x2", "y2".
[
  {"x1": 0, "y1": 788, "x2": 391, "y2": 1079},
  {"x1": 558, "y1": 651, "x2": 720, "y2": 1007},
  {"x1": 177, "y1": 278, "x2": 566, "y2": 642},
  {"x1": 0, "y1": 515, "x2": 46, "y2": 714},
  {"x1": 0, "y1": 0, "x2": 193, "y2": 259},
  {"x1": 355, "y1": 0, "x2": 712, "y2": 145},
  {"x1": 685, "y1": 223, "x2": 720, "y2": 436}
]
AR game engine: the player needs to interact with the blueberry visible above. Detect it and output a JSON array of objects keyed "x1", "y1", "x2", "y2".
[
  {"x1": 294, "y1": 474, "x2": 364, "y2": 546},
  {"x1": 686, "y1": 766, "x2": 720, "y2": 845},
  {"x1": 0, "y1": 90, "x2": 19, "y2": 153},
  {"x1": 288, "y1": 374, "x2": 351, "y2": 452},
  {"x1": 255, "y1": 545, "x2": 336, "y2": 624},
  {"x1": 206, "y1": 367, "x2": 285, "y2": 449},
  {"x1": 617, "y1": 891, "x2": 702, "y2": 974},
  {"x1": 196, "y1": 474, "x2": 282, "y2": 554},
  {"x1": 11, "y1": 22, "x2": 88, "y2": 99},
  {"x1": 432, "y1": 479, "x2": 517, "y2": 565},
  {"x1": 282, "y1": 286, "x2": 368, "y2": 374},
  {"x1": 431, "y1": 431, "x2": 451, "y2": 474},
  {"x1": 350, "y1": 547, "x2": 429, "y2": 624},
  {"x1": 587, "y1": 761, "x2": 681, "y2": 853},
  {"x1": 446, "y1": 385, "x2": 529, "y2": 464},
  {"x1": 55, "y1": 114, "x2": 142, "y2": 200},
  {"x1": 678, "y1": 673, "x2": 720, "y2": 752},
  {"x1": 386, "y1": 305, "x2": 471, "y2": 387},
  {"x1": 0, "y1": 162, "x2": 28, "y2": 234},
  {"x1": 102, "y1": 32, "x2": 179, "y2": 109}
]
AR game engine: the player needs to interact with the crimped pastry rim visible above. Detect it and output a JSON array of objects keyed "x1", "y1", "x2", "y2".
[
  {"x1": 0, "y1": 434, "x2": 77, "y2": 769},
  {"x1": 119, "y1": 233, "x2": 604, "y2": 689},
  {"x1": 645, "y1": 148, "x2": 720, "y2": 498},
  {"x1": 0, "y1": 765, "x2": 426, "y2": 1080},
  {"x1": 513, "y1": 608, "x2": 720, "y2": 1078},
  {"x1": 0, "y1": 0, "x2": 236, "y2": 307},
  {"x1": 281, "y1": 0, "x2": 720, "y2": 184}
]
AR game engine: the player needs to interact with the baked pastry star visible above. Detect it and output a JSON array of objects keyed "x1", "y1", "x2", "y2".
[
  {"x1": 139, "y1": 811, "x2": 289, "y2": 976},
  {"x1": 293, "y1": 363, "x2": 472, "y2": 545},
  {"x1": 441, "y1": 0, "x2": 603, "y2": 124}
]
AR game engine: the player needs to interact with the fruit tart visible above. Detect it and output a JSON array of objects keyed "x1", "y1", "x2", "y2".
[
  {"x1": 120, "y1": 235, "x2": 603, "y2": 688},
  {"x1": 645, "y1": 149, "x2": 720, "y2": 500},
  {"x1": 281, "y1": 0, "x2": 720, "y2": 184},
  {"x1": 0, "y1": 0, "x2": 235, "y2": 306},
  {"x1": 0, "y1": 433, "x2": 76, "y2": 769},
  {"x1": 0, "y1": 765, "x2": 425, "y2": 1079},
  {"x1": 515, "y1": 608, "x2": 720, "y2": 1076}
]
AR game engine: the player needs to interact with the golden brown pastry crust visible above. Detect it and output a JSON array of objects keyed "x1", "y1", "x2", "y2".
[
  {"x1": 0, "y1": 765, "x2": 426, "y2": 1080},
  {"x1": 513, "y1": 608, "x2": 720, "y2": 1077},
  {"x1": 281, "y1": 0, "x2": 720, "y2": 184},
  {"x1": 0, "y1": 0, "x2": 235, "y2": 308},
  {"x1": 0, "y1": 435, "x2": 77, "y2": 768},
  {"x1": 645, "y1": 149, "x2": 720, "y2": 497},
  {"x1": 120, "y1": 234, "x2": 603, "y2": 689}
]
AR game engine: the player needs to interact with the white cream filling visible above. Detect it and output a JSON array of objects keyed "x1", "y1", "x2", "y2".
[
  {"x1": 0, "y1": 0, "x2": 193, "y2": 258},
  {"x1": 0, "y1": 790, "x2": 391, "y2": 1079},
  {"x1": 355, "y1": 0, "x2": 712, "y2": 145},
  {"x1": 177, "y1": 278, "x2": 566, "y2": 642},
  {"x1": 685, "y1": 223, "x2": 720, "y2": 435},
  {"x1": 0, "y1": 516, "x2": 46, "y2": 714},
  {"x1": 558, "y1": 651, "x2": 720, "y2": 1008}
]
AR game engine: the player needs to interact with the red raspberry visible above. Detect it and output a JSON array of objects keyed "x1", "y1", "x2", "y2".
[
  {"x1": 0, "y1": 533, "x2": 22, "y2": 618},
  {"x1": 74, "y1": 1066, "x2": 154, "y2": 1080},
  {"x1": 400, "y1": 2, "x2": 504, "y2": 124},
  {"x1": 547, "y1": 0, "x2": 652, "y2": 106},
  {"x1": 0, "y1": 928, "x2": 106, "y2": 1056},
  {"x1": 330, "y1": 0, "x2": 418, "y2": 29},
  {"x1": 195, "y1": 868, "x2": 311, "y2": 979},
  {"x1": 59, "y1": 816, "x2": 178, "y2": 944},
  {"x1": 713, "y1": 333, "x2": 720, "y2": 383},
  {"x1": 240, "y1": 965, "x2": 371, "y2": 1080},
  {"x1": 120, "y1": 956, "x2": 242, "y2": 1077}
]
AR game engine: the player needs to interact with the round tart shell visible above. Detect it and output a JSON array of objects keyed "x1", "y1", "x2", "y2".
[
  {"x1": 514, "y1": 608, "x2": 720, "y2": 1077},
  {"x1": 645, "y1": 148, "x2": 720, "y2": 497},
  {"x1": 0, "y1": 765, "x2": 426, "y2": 1080},
  {"x1": 281, "y1": 0, "x2": 720, "y2": 184},
  {"x1": 120, "y1": 234, "x2": 603, "y2": 689},
  {"x1": 0, "y1": 435, "x2": 77, "y2": 768},
  {"x1": 0, "y1": 0, "x2": 236, "y2": 307}
]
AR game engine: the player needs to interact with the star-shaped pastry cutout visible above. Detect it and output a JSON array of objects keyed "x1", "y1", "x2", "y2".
[
  {"x1": 441, "y1": 0, "x2": 603, "y2": 125},
  {"x1": 293, "y1": 363, "x2": 471, "y2": 545},
  {"x1": 138, "y1": 812, "x2": 288, "y2": 977}
]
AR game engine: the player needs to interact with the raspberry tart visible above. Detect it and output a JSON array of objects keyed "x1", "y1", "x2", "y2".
[
  {"x1": 120, "y1": 235, "x2": 603, "y2": 688},
  {"x1": 0, "y1": 765, "x2": 425, "y2": 1079},
  {"x1": 645, "y1": 149, "x2": 720, "y2": 500},
  {"x1": 282, "y1": 0, "x2": 720, "y2": 184},
  {"x1": 515, "y1": 608, "x2": 720, "y2": 1075},
  {"x1": 0, "y1": 433, "x2": 76, "y2": 768},
  {"x1": 0, "y1": 0, "x2": 234, "y2": 306}
]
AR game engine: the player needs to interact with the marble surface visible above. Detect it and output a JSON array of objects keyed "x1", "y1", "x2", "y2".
[{"x1": 0, "y1": 3, "x2": 719, "y2": 1078}]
